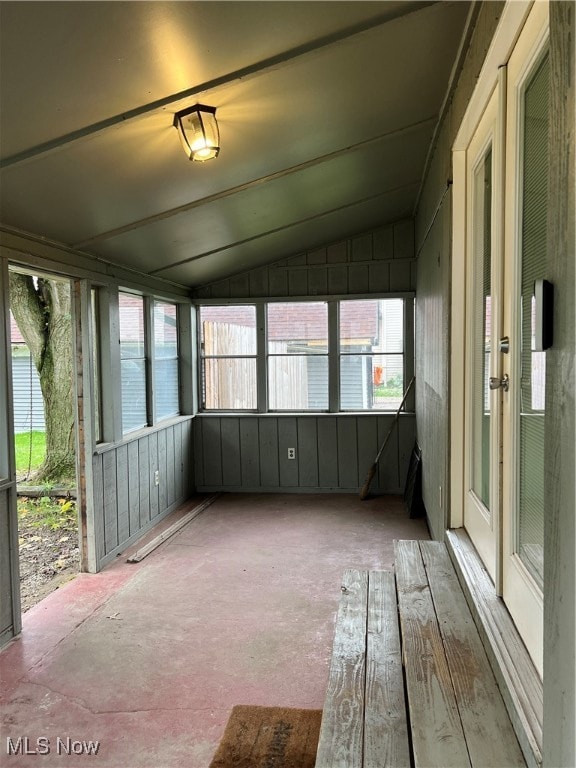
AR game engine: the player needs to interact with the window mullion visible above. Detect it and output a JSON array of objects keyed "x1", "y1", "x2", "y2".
[
  {"x1": 144, "y1": 296, "x2": 155, "y2": 426},
  {"x1": 404, "y1": 297, "x2": 415, "y2": 411},
  {"x1": 178, "y1": 303, "x2": 195, "y2": 415},
  {"x1": 256, "y1": 303, "x2": 267, "y2": 413},
  {"x1": 329, "y1": 300, "x2": 339, "y2": 412}
]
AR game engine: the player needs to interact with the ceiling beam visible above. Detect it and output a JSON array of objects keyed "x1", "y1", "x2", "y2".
[
  {"x1": 0, "y1": 2, "x2": 435, "y2": 170},
  {"x1": 147, "y1": 181, "x2": 419, "y2": 275}
]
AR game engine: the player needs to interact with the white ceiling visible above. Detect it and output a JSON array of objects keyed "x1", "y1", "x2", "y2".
[{"x1": 0, "y1": 1, "x2": 472, "y2": 290}]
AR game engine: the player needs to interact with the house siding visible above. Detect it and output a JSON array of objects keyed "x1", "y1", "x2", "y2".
[
  {"x1": 415, "y1": 2, "x2": 504, "y2": 539},
  {"x1": 193, "y1": 222, "x2": 416, "y2": 496},
  {"x1": 11, "y1": 353, "x2": 45, "y2": 433},
  {"x1": 193, "y1": 219, "x2": 415, "y2": 299},
  {"x1": 543, "y1": 3, "x2": 575, "y2": 765},
  {"x1": 91, "y1": 418, "x2": 194, "y2": 571},
  {"x1": 194, "y1": 413, "x2": 415, "y2": 495}
]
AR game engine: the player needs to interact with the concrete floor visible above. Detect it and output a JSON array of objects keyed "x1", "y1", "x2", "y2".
[{"x1": 1, "y1": 493, "x2": 429, "y2": 768}]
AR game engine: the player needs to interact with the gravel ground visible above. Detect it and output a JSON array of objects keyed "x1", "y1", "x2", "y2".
[{"x1": 18, "y1": 504, "x2": 80, "y2": 612}]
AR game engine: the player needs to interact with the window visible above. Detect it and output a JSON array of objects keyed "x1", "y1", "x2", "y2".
[
  {"x1": 199, "y1": 305, "x2": 257, "y2": 409},
  {"x1": 119, "y1": 293, "x2": 147, "y2": 432},
  {"x1": 154, "y1": 301, "x2": 179, "y2": 420},
  {"x1": 90, "y1": 288, "x2": 102, "y2": 442},
  {"x1": 267, "y1": 302, "x2": 328, "y2": 410},
  {"x1": 199, "y1": 298, "x2": 411, "y2": 412},
  {"x1": 339, "y1": 298, "x2": 404, "y2": 411}
]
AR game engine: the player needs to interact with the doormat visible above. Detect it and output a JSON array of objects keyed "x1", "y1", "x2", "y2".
[{"x1": 208, "y1": 705, "x2": 322, "y2": 768}]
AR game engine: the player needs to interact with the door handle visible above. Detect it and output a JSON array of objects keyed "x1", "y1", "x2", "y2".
[{"x1": 489, "y1": 374, "x2": 509, "y2": 392}]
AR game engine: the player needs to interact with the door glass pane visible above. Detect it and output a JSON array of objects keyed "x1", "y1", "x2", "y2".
[
  {"x1": 518, "y1": 53, "x2": 549, "y2": 587},
  {"x1": 471, "y1": 148, "x2": 492, "y2": 508}
]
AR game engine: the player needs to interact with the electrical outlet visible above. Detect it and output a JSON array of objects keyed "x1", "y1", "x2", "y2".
[
  {"x1": 154, "y1": 470, "x2": 160, "y2": 486},
  {"x1": 287, "y1": 447, "x2": 296, "y2": 460}
]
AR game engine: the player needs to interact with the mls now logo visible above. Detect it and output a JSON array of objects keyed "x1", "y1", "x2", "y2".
[{"x1": 6, "y1": 736, "x2": 100, "y2": 756}]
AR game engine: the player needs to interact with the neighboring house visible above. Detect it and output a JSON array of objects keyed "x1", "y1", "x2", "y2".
[{"x1": 9, "y1": 312, "x2": 45, "y2": 434}]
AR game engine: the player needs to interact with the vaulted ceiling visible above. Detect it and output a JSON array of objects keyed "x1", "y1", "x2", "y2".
[{"x1": 0, "y1": 1, "x2": 472, "y2": 290}]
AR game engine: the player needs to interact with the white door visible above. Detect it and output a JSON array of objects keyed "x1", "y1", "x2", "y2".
[
  {"x1": 459, "y1": 1, "x2": 548, "y2": 678},
  {"x1": 463, "y1": 87, "x2": 502, "y2": 584},
  {"x1": 501, "y1": 1, "x2": 549, "y2": 677}
]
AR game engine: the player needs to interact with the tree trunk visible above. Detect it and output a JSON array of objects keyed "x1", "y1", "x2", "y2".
[{"x1": 9, "y1": 273, "x2": 76, "y2": 485}]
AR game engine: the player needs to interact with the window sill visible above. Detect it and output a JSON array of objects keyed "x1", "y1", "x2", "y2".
[
  {"x1": 94, "y1": 414, "x2": 193, "y2": 455},
  {"x1": 195, "y1": 411, "x2": 415, "y2": 417}
]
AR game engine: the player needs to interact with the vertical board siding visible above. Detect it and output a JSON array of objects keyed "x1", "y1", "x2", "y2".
[
  {"x1": 116, "y1": 445, "x2": 129, "y2": 544},
  {"x1": 11, "y1": 354, "x2": 45, "y2": 433},
  {"x1": 259, "y1": 418, "x2": 280, "y2": 487},
  {"x1": 377, "y1": 415, "x2": 399, "y2": 490},
  {"x1": 150, "y1": 431, "x2": 160, "y2": 518},
  {"x1": 357, "y1": 417, "x2": 378, "y2": 490},
  {"x1": 298, "y1": 417, "x2": 319, "y2": 487},
  {"x1": 194, "y1": 416, "x2": 204, "y2": 488},
  {"x1": 308, "y1": 267, "x2": 328, "y2": 296},
  {"x1": 279, "y1": 417, "x2": 299, "y2": 487},
  {"x1": 193, "y1": 220, "x2": 414, "y2": 301},
  {"x1": 166, "y1": 426, "x2": 175, "y2": 507},
  {"x1": 240, "y1": 417, "x2": 260, "y2": 487},
  {"x1": 181, "y1": 421, "x2": 192, "y2": 496},
  {"x1": 195, "y1": 414, "x2": 415, "y2": 493},
  {"x1": 221, "y1": 417, "x2": 241, "y2": 486},
  {"x1": 150, "y1": 430, "x2": 165, "y2": 514},
  {"x1": 138, "y1": 436, "x2": 150, "y2": 527},
  {"x1": 318, "y1": 417, "x2": 339, "y2": 488},
  {"x1": 203, "y1": 417, "x2": 222, "y2": 486},
  {"x1": 102, "y1": 450, "x2": 118, "y2": 552},
  {"x1": 337, "y1": 418, "x2": 359, "y2": 489},
  {"x1": 127, "y1": 440, "x2": 140, "y2": 536},
  {"x1": 91, "y1": 418, "x2": 194, "y2": 570},
  {"x1": 92, "y1": 454, "x2": 106, "y2": 564}
]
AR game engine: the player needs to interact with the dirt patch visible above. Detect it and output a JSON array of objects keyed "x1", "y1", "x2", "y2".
[{"x1": 18, "y1": 502, "x2": 80, "y2": 613}]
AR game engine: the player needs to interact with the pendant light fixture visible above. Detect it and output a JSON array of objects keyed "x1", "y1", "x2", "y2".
[{"x1": 173, "y1": 104, "x2": 220, "y2": 162}]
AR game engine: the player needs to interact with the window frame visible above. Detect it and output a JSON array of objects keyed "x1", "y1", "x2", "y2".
[
  {"x1": 151, "y1": 299, "x2": 181, "y2": 423},
  {"x1": 93, "y1": 288, "x2": 188, "y2": 446},
  {"x1": 198, "y1": 303, "x2": 259, "y2": 411},
  {"x1": 119, "y1": 291, "x2": 148, "y2": 434},
  {"x1": 197, "y1": 295, "x2": 414, "y2": 414}
]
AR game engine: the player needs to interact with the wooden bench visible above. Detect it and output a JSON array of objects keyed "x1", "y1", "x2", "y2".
[{"x1": 315, "y1": 540, "x2": 527, "y2": 768}]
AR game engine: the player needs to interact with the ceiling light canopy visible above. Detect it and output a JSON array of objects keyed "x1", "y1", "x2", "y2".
[{"x1": 173, "y1": 104, "x2": 220, "y2": 162}]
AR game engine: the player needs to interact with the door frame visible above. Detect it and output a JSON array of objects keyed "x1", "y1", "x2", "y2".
[
  {"x1": 461, "y1": 83, "x2": 504, "y2": 587},
  {"x1": 0, "y1": 257, "x2": 22, "y2": 645},
  {"x1": 500, "y1": 6, "x2": 549, "y2": 675},
  {"x1": 452, "y1": 0, "x2": 548, "y2": 677},
  {"x1": 451, "y1": 0, "x2": 533, "y2": 538}
]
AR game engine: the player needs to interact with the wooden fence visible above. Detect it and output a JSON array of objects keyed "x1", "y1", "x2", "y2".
[{"x1": 203, "y1": 321, "x2": 308, "y2": 409}]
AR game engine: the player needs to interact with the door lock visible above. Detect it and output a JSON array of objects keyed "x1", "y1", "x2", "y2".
[{"x1": 489, "y1": 373, "x2": 509, "y2": 392}]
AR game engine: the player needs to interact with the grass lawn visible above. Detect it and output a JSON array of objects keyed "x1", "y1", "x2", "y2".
[{"x1": 14, "y1": 431, "x2": 46, "y2": 474}]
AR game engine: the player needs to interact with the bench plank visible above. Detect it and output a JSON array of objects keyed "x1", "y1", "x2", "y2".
[
  {"x1": 364, "y1": 571, "x2": 410, "y2": 768},
  {"x1": 394, "y1": 540, "x2": 472, "y2": 768},
  {"x1": 315, "y1": 568, "x2": 368, "y2": 768},
  {"x1": 420, "y1": 541, "x2": 526, "y2": 767}
]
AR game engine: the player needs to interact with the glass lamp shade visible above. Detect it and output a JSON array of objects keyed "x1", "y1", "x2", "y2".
[{"x1": 173, "y1": 104, "x2": 220, "y2": 162}]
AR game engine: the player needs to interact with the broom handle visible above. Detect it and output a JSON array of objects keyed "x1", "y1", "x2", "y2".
[{"x1": 373, "y1": 377, "x2": 415, "y2": 465}]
